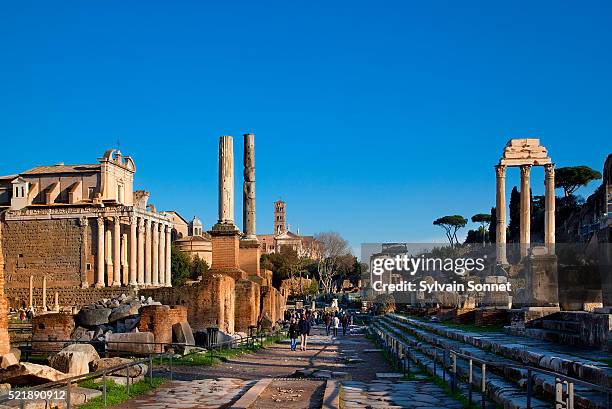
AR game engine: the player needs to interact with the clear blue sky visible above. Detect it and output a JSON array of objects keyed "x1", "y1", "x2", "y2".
[{"x1": 1, "y1": 1, "x2": 611, "y2": 255}]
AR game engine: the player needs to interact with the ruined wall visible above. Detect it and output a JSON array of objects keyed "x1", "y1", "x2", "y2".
[
  {"x1": 238, "y1": 244, "x2": 260, "y2": 278},
  {"x1": 234, "y1": 279, "x2": 260, "y2": 333},
  {"x1": 141, "y1": 274, "x2": 235, "y2": 333},
  {"x1": 138, "y1": 305, "x2": 188, "y2": 352},
  {"x1": 31, "y1": 313, "x2": 75, "y2": 351},
  {"x1": 2, "y1": 219, "x2": 90, "y2": 288},
  {"x1": 0, "y1": 219, "x2": 11, "y2": 354},
  {"x1": 211, "y1": 235, "x2": 240, "y2": 270}
]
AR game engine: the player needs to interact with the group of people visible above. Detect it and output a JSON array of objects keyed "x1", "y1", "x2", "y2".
[
  {"x1": 17, "y1": 307, "x2": 35, "y2": 321},
  {"x1": 286, "y1": 309, "x2": 354, "y2": 351}
]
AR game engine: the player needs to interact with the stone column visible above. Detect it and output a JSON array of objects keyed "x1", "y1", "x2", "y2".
[
  {"x1": 121, "y1": 233, "x2": 128, "y2": 285},
  {"x1": 219, "y1": 136, "x2": 235, "y2": 224},
  {"x1": 96, "y1": 217, "x2": 105, "y2": 287},
  {"x1": 54, "y1": 291, "x2": 59, "y2": 312},
  {"x1": 113, "y1": 216, "x2": 121, "y2": 286},
  {"x1": 80, "y1": 217, "x2": 89, "y2": 288},
  {"x1": 129, "y1": 217, "x2": 138, "y2": 286},
  {"x1": 158, "y1": 224, "x2": 166, "y2": 286},
  {"x1": 495, "y1": 165, "x2": 507, "y2": 265},
  {"x1": 520, "y1": 165, "x2": 532, "y2": 258},
  {"x1": 105, "y1": 225, "x2": 113, "y2": 286},
  {"x1": 42, "y1": 276, "x2": 47, "y2": 311},
  {"x1": 243, "y1": 133, "x2": 257, "y2": 239},
  {"x1": 152, "y1": 221, "x2": 159, "y2": 286},
  {"x1": 29, "y1": 275, "x2": 33, "y2": 308},
  {"x1": 544, "y1": 163, "x2": 556, "y2": 253},
  {"x1": 137, "y1": 218, "x2": 145, "y2": 286},
  {"x1": 165, "y1": 225, "x2": 172, "y2": 287},
  {"x1": 145, "y1": 219, "x2": 152, "y2": 286}
]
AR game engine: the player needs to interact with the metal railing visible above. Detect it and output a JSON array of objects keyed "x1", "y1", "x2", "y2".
[{"x1": 371, "y1": 322, "x2": 612, "y2": 409}]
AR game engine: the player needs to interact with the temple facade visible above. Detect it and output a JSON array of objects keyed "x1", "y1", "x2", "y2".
[{"x1": 0, "y1": 149, "x2": 174, "y2": 290}]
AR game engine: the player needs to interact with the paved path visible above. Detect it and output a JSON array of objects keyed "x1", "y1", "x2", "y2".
[{"x1": 113, "y1": 325, "x2": 464, "y2": 408}]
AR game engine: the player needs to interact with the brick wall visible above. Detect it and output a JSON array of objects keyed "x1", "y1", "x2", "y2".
[
  {"x1": 141, "y1": 274, "x2": 235, "y2": 333},
  {"x1": 31, "y1": 313, "x2": 75, "y2": 351},
  {"x1": 238, "y1": 244, "x2": 260, "y2": 277},
  {"x1": 138, "y1": 305, "x2": 188, "y2": 352},
  {"x1": 0, "y1": 221, "x2": 10, "y2": 354},
  {"x1": 2, "y1": 219, "x2": 89, "y2": 288},
  {"x1": 211, "y1": 235, "x2": 240, "y2": 270},
  {"x1": 234, "y1": 279, "x2": 260, "y2": 333}
]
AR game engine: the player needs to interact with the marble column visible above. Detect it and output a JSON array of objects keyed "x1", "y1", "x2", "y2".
[
  {"x1": 121, "y1": 233, "x2": 128, "y2": 285},
  {"x1": 137, "y1": 218, "x2": 145, "y2": 286},
  {"x1": 129, "y1": 217, "x2": 137, "y2": 286},
  {"x1": 495, "y1": 165, "x2": 507, "y2": 265},
  {"x1": 29, "y1": 275, "x2": 33, "y2": 308},
  {"x1": 544, "y1": 164, "x2": 556, "y2": 253},
  {"x1": 42, "y1": 276, "x2": 47, "y2": 311},
  {"x1": 96, "y1": 217, "x2": 105, "y2": 287},
  {"x1": 113, "y1": 216, "x2": 121, "y2": 286},
  {"x1": 165, "y1": 225, "x2": 172, "y2": 287},
  {"x1": 158, "y1": 223, "x2": 166, "y2": 286},
  {"x1": 145, "y1": 219, "x2": 152, "y2": 286},
  {"x1": 520, "y1": 164, "x2": 532, "y2": 258},
  {"x1": 219, "y1": 136, "x2": 235, "y2": 224},
  {"x1": 243, "y1": 133, "x2": 257, "y2": 239},
  {"x1": 152, "y1": 221, "x2": 159, "y2": 286}
]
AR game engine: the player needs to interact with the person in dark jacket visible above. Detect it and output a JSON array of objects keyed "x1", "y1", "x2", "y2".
[
  {"x1": 288, "y1": 319, "x2": 299, "y2": 351},
  {"x1": 298, "y1": 314, "x2": 311, "y2": 351}
]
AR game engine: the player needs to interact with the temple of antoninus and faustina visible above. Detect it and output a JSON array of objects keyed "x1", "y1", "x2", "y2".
[{"x1": 0, "y1": 149, "x2": 174, "y2": 298}]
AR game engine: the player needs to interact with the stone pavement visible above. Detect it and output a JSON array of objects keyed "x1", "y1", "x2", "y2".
[{"x1": 111, "y1": 325, "x2": 464, "y2": 408}]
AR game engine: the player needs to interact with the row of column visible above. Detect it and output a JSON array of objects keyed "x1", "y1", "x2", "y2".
[
  {"x1": 495, "y1": 163, "x2": 555, "y2": 263},
  {"x1": 95, "y1": 216, "x2": 172, "y2": 287}
]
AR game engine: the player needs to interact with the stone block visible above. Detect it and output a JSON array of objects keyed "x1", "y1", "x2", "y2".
[
  {"x1": 76, "y1": 308, "x2": 112, "y2": 327},
  {"x1": 0, "y1": 363, "x2": 68, "y2": 386},
  {"x1": 49, "y1": 351, "x2": 90, "y2": 376},
  {"x1": 90, "y1": 357, "x2": 147, "y2": 377},
  {"x1": 172, "y1": 322, "x2": 195, "y2": 346},
  {"x1": 106, "y1": 332, "x2": 155, "y2": 355}
]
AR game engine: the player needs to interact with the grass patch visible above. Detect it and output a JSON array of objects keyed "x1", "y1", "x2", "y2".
[{"x1": 77, "y1": 377, "x2": 166, "y2": 409}]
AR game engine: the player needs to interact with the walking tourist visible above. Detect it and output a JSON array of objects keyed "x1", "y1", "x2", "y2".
[
  {"x1": 298, "y1": 314, "x2": 311, "y2": 351},
  {"x1": 341, "y1": 314, "x2": 349, "y2": 336},
  {"x1": 324, "y1": 313, "x2": 332, "y2": 336},
  {"x1": 288, "y1": 318, "x2": 299, "y2": 351},
  {"x1": 332, "y1": 314, "x2": 340, "y2": 337}
]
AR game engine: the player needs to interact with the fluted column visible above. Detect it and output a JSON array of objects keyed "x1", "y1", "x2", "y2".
[
  {"x1": 544, "y1": 163, "x2": 556, "y2": 253},
  {"x1": 520, "y1": 165, "x2": 532, "y2": 258},
  {"x1": 165, "y1": 225, "x2": 172, "y2": 287},
  {"x1": 96, "y1": 217, "x2": 105, "y2": 287},
  {"x1": 243, "y1": 133, "x2": 257, "y2": 239},
  {"x1": 145, "y1": 219, "x2": 152, "y2": 286},
  {"x1": 129, "y1": 216, "x2": 137, "y2": 286},
  {"x1": 105, "y1": 222, "x2": 113, "y2": 286},
  {"x1": 495, "y1": 165, "x2": 507, "y2": 265},
  {"x1": 137, "y1": 218, "x2": 145, "y2": 286},
  {"x1": 152, "y1": 221, "x2": 159, "y2": 286},
  {"x1": 158, "y1": 223, "x2": 166, "y2": 286},
  {"x1": 113, "y1": 216, "x2": 121, "y2": 286},
  {"x1": 219, "y1": 136, "x2": 235, "y2": 224}
]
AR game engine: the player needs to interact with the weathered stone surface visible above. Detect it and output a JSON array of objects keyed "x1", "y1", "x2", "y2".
[
  {"x1": 0, "y1": 363, "x2": 67, "y2": 386},
  {"x1": 172, "y1": 322, "x2": 195, "y2": 346},
  {"x1": 108, "y1": 300, "x2": 140, "y2": 322},
  {"x1": 71, "y1": 326, "x2": 95, "y2": 341},
  {"x1": 0, "y1": 353, "x2": 18, "y2": 369},
  {"x1": 49, "y1": 351, "x2": 90, "y2": 375},
  {"x1": 106, "y1": 332, "x2": 155, "y2": 355},
  {"x1": 90, "y1": 357, "x2": 147, "y2": 377},
  {"x1": 76, "y1": 308, "x2": 111, "y2": 327}
]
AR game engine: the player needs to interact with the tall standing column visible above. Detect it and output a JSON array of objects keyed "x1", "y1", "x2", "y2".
[
  {"x1": 29, "y1": 275, "x2": 33, "y2": 308},
  {"x1": 495, "y1": 165, "x2": 507, "y2": 265},
  {"x1": 219, "y1": 136, "x2": 235, "y2": 224},
  {"x1": 165, "y1": 225, "x2": 172, "y2": 287},
  {"x1": 42, "y1": 276, "x2": 47, "y2": 311},
  {"x1": 113, "y1": 216, "x2": 121, "y2": 286},
  {"x1": 544, "y1": 163, "x2": 556, "y2": 253},
  {"x1": 144, "y1": 219, "x2": 152, "y2": 286},
  {"x1": 96, "y1": 217, "x2": 105, "y2": 287},
  {"x1": 152, "y1": 221, "x2": 159, "y2": 286},
  {"x1": 158, "y1": 224, "x2": 166, "y2": 286},
  {"x1": 129, "y1": 217, "x2": 137, "y2": 286},
  {"x1": 137, "y1": 218, "x2": 145, "y2": 286},
  {"x1": 121, "y1": 233, "x2": 128, "y2": 285},
  {"x1": 520, "y1": 164, "x2": 532, "y2": 258},
  {"x1": 243, "y1": 133, "x2": 257, "y2": 239}
]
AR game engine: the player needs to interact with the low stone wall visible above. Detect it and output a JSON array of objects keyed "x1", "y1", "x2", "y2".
[
  {"x1": 31, "y1": 313, "x2": 75, "y2": 351},
  {"x1": 5, "y1": 287, "x2": 138, "y2": 310},
  {"x1": 138, "y1": 305, "x2": 188, "y2": 352}
]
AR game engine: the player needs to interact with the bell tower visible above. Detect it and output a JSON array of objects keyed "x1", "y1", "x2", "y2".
[{"x1": 274, "y1": 200, "x2": 286, "y2": 235}]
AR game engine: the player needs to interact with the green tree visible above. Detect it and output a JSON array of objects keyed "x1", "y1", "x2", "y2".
[
  {"x1": 171, "y1": 245, "x2": 191, "y2": 286},
  {"x1": 471, "y1": 213, "x2": 492, "y2": 245},
  {"x1": 555, "y1": 166, "x2": 602, "y2": 197},
  {"x1": 508, "y1": 186, "x2": 521, "y2": 242},
  {"x1": 488, "y1": 207, "x2": 497, "y2": 243},
  {"x1": 433, "y1": 215, "x2": 468, "y2": 248},
  {"x1": 191, "y1": 255, "x2": 209, "y2": 280}
]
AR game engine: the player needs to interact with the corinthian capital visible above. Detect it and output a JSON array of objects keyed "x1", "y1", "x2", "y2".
[
  {"x1": 495, "y1": 165, "x2": 507, "y2": 178},
  {"x1": 520, "y1": 164, "x2": 532, "y2": 177},
  {"x1": 544, "y1": 163, "x2": 555, "y2": 177}
]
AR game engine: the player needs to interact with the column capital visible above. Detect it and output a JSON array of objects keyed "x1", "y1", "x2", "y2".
[
  {"x1": 165, "y1": 224, "x2": 172, "y2": 233},
  {"x1": 138, "y1": 218, "x2": 145, "y2": 231},
  {"x1": 129, "y1": 215, "x2": 137, "y2": 225},
  {"x1": 544, "y1": 163, "x2": 555, "y2": 177},
  {"x1": 495, "y1": 164, "x2": 507, "y2": 178},
  {"x1": 97, "y1": 216, "x2": 105, "y2": 226},
  {"x1": 520, "y1": 164, "x2": 532, "y2": 176}
]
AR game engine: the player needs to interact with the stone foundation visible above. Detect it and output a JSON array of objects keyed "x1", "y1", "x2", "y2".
[
  {"x1": 31, "y1": 313, "x2": 75, "y2": 351},
  {"x1": 138, "y1": 305, "x2": 188, "y2": 352},
  {"x1": 234, "y1": 279, "x2": 260, "y2": 333}
]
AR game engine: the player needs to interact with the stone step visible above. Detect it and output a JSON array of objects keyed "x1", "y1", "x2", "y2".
[
  {"x1": 524, "y1": 328, "x2": 585, "y2": 346},
  {"x1": 533, "y1": 319, "x2": 582, "y2": 332},
  {"x1": 372, "y1": 321, "x2": 549, "y2": 409},
  {"x1": 379, "y1": 315, "x2": 609, "y2": 409}
]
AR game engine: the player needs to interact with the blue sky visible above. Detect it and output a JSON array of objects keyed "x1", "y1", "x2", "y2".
[{"x1": 1, "y1": 1, "x2": 610, "y2": 255}]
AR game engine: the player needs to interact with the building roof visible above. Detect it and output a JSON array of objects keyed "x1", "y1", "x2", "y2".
[
  {"x1": 0, "y1": 174, "x2": 18, "y2": 181},
  {"x1": 175, "y1": 235, "x2": 211, "y2": 243},
  {"x1": 21, "y1": 164, "x2": 101, "y2": 176},
  {"x1": 164, "y1": 210, "x2": 189, "y2": 225}
]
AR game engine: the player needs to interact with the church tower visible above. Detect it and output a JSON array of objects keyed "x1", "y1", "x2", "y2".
[{"x1": 274, "y1": 200, "x2": 286, "y2": 235}]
